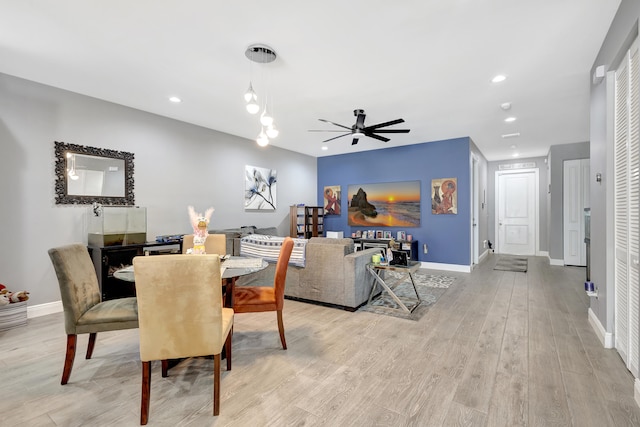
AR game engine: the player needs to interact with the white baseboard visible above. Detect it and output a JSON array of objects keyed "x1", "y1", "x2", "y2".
[
  {"x1": 538, "y1": 250, "x2": 549, "y2": 257},
  {"x1": 549, "y1": 258, "x2": 564, "y2": 266},
  {"x1": 421, "y1": 262, "x2": 471, "y2": 273},
  {"x1": 588, "y1": 307, "x2": 614, "y2": 348},
  {"x1": 27, "y1": 300, "x2": 63, "y2": 318},
  {"x1": 479, "y1": 249, "x2": 489, "y2": 263}
]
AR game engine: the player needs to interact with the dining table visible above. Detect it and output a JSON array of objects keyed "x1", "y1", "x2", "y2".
[{"x1": 113, "y1": 255, "x2": 268, "y2": 307}]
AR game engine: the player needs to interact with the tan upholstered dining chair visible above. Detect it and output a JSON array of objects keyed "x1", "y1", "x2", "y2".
[
  {"x1": 181, "y1": 233, "x2": 226, "y2": 255},
  {"x1": 133, "y1": 254, "x2": 234, "y2": 424},
  {"x1": 233, "y1": 237, "x2": 294, "y2": 349},
  {"x1": 48, "y1": 243, "x2": 139, "y2": 385}
]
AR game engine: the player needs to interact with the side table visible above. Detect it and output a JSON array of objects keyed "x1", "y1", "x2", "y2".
[{"x1": 366, "y1": 260, "x2": 422, "y2": 313}]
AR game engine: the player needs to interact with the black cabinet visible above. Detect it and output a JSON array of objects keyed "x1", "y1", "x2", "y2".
[{"x1": 88, "y1": 242, "x2": 180, "y2": 300}]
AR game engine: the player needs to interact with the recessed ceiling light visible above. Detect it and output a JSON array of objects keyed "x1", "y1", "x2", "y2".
[
  {"x1": 510, "y1": 144, "x2": 517, "y2": 149},
  {"x1": 500, "y1": 102, "x2": 512, "y2": 110},
  {"x1": 169, "y1": 96, "x2": 182, "y2": 103},
  {"x1": 321, "y1": 146, "x2": 328, "y2": 151},
  {"x1": 502, "y1": 132, "x2": 520, "y2": 138},
  {"x1": 505, "y1": 117, "x2": 517, "y2": 123},
  {"x1": 491, "y1": 75, "x2": 507, "y2": 83}
]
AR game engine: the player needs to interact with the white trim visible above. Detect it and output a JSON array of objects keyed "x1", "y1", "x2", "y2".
[
  {"x1": 538, "y1": 250, "x2": 549, "y2": 258},
  {"x1": 479, "y1": 249, "x2": 490, "y2": 263},
  {"x1": 549, "y1": 258, "x2": 564, "y2": 266},
  {"x1": 27, "y1": 301, "x2": 63, "y2": 318},
  {"x1": 421, "y1": 261, "x2": 471, "y2": 273},
  {"x1": 635, "y1": 378, "x2": 640, "y2": 409},
  {"x1": 589, "y1": 307, "x2": 614, "y2": 348}
]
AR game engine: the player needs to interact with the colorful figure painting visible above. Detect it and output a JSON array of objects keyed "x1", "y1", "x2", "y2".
[
  {"x1": 431, "y1": 177, "x2": 457, "y2": 214},
  {"x1": 324, "y1": 185, "x2": 341, "y2": 215},
  {"x1": 347, "y1": 181, "x2": 420, "y2": 227},
  {"x1": 244, "y1": 165, "x2": 276, "y2": 210}
]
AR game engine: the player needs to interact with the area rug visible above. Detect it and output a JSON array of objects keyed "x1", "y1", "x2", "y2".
[
  {"x1": 494, "y1": 256, "x2": 528, "y2": 273},
  {"x1": 358, "y1": 271, "x2": 455, "y2": 321}
]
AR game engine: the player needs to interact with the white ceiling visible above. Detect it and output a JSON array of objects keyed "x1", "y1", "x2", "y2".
[{"x1": 0, "y1": 1, "x2": 620, "y2": 161}]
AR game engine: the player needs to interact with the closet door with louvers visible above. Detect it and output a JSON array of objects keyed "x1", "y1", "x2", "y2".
[{"x1": 614, "y1": 38, "x2": 640, "y2": 377}]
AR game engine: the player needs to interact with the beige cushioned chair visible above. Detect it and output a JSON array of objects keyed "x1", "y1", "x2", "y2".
[
  {"x1": 233, "y1": 237, "x2": 294, "y2": 349},
  {"x1": 181, "y1": 233, "x2": 226, "y2": 255},
  {"x1": 133, "y1": 254, "x2": 234, "y2": 424},
  {"x1": 48, "y1": 243, "x2": 138, "y2": 385}
]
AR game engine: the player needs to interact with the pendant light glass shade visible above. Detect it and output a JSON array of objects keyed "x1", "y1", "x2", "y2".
[
  {"x1": 246, "y1": 98, "x2": 259, "y2": 114},
  {"x1": 260, "y1": 107, "x2": 273, "y2": 126},
  {"x1": 256, "y1": 128, "x2": 269, "y2": 147},
  {"x1": 266, "y1": 124, "x2": 279, "y2": 139},
  {"x1": 244, "y1": 82, "x2": 256, "y2": 102}
]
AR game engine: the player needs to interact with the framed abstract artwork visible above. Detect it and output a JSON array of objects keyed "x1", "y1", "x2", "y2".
[
  {"x1": 431, "y1": 177, "x2": 457, "y2": 214},
  {"x1": 324, "y1": 185, "x2": 341, "y2": 215},
  {"x1": 244, "y1": 165, "x2": 276, "y2": 210},
  {"x1": 347, "y1": 181, "x2": 420, "y2": 227}
]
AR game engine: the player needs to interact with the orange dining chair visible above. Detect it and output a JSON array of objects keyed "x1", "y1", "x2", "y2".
[
  {"x1": 182, "y1": 233, "x2": 226, "y2": 255},
  {"x1": 133, "y1": 254, "x2": 233, "y2": 424},
  {"x1": 48, "y1": 243, "x2": 139, "y2": 385},
  {"x1": 233, "y1": 237, "x2": 294, "y2": 349}
]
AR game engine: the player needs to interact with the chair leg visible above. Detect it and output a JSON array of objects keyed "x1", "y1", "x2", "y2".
[
  {"x1": 277, "y1": 310, "x2": 287, "y2": 350},
  {"x1": 61, "y1": 334, "x2": 77, "y2": 385},
  {"x1": 161, "y1": 360, "x2": 169, "y2": 377},
  {"x1": 86, "y1": 332, "x2": 97, "y2": 359},
  {"x1": 225, "y1": 326, "x2": 233, "y2": 371},
  {"x1": 213, "y1": 354, "x2": 221, "y2": 416},
  {"x1": 141, "y1": 361, "x2": 151, "y2": 425}
]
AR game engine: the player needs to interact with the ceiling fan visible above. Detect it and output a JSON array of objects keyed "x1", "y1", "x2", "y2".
[{"x1": 310, "y1": 109, "x2": 410, "y2": 145}]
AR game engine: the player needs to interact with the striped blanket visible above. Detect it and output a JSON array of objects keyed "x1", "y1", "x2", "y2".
[{"x1": 240, "y1": 234, "x2": 307, "y2": 267}]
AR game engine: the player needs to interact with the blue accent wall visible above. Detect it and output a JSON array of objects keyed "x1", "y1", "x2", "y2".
[{"x1": 317, "y1": 137, "x2": 471, "y2": 266}]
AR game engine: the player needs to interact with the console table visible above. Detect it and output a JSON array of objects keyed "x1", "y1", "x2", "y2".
[{"x1": 353, "y1": 238, "x2": 419, "y2": 261}]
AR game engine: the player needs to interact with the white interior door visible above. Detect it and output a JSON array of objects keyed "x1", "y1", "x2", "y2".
[
  {"x1": 496, "y1": 169, "x2": 538, "y2": 256},
  {"x1": 563, "y1": 159, "x2": 590, "y2": 266}
]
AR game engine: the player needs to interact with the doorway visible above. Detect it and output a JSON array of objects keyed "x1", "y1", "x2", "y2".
[{"x1": 495, "y1": 168, "x2": 539, "y2": 255}]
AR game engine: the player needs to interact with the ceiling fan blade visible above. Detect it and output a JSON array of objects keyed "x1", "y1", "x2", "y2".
[
  {"x1": 370, "y1": 129, "x2": 411, "y2": 133},
  {"x1": 351, "y1": 137, "x2": 359, "y2": 145},
  {"x1": 323, "y1": 133, "x2": 351, "y2": 143},
  {"x1": 365, "y1": 118, "x2": 405, "y2": 131},
  {"x1": 308, "y1": 129, "x2": 350, "y2": 132},
  {"x1": 364, "y1": 132, "x2": 390, "y2": 142},
  {"x1": 318, "y1": 118, "x2": 352, "y2": 130}
]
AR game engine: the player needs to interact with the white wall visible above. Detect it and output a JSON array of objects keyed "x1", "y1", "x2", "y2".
[{"x1": 0, "y1": 73, "x2": 317, "y2": 306}]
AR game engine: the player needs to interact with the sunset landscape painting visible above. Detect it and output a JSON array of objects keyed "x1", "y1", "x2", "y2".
[{"x1": 347, "y1": 181, "x2": 421, "y2": 227}]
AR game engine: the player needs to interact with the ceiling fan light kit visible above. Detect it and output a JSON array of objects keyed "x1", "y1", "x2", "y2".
[
  {"x1": 244, "y1": 44, "x2": 278, "y2": 146},
  {"x1": 310, "y1": 109, "x2": 410, "y2": 146}
]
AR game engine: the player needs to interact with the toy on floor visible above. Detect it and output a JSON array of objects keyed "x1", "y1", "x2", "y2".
[
  {"x1": 0, "y1": 283, "x2": 29, "y2": 305},
  {"x1": 187, "y1": 205, "x2": 214, "y2": 254}
]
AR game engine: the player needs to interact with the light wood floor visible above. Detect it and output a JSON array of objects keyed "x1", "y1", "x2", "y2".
[{"x1": 3, "y1": 255, "x2": 640, "y2": 426}]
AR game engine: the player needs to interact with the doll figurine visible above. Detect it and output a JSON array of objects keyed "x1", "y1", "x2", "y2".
[{"x1": 187, "y1": 206, "x2": 214, "y2": 254}]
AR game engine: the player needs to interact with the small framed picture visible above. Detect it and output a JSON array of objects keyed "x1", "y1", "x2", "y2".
[
  {"x1": 383, "y1": 231, "x2": 392, "y2": 239},
  {"x1": 355, "y1": 230, "x2": 362, "y2": 238},
  {"x1": 376, "y1": 230, "x2": 383, "y2": 239},
  {"x1": 367, "y1": 230, "x2": 375, "y2": 239},
  {"x1": 397, "y1": 231, "x2": 406, "y2": 241}
]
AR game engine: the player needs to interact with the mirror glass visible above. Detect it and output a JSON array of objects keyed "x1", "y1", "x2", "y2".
[{"x1": 55, "y1": 141, "x2": 135, "y2": 205}]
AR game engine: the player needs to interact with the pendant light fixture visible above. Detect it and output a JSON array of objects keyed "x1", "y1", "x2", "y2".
[{"x1": 244, "y1": 44, "x2": 278, "y2": 146}]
